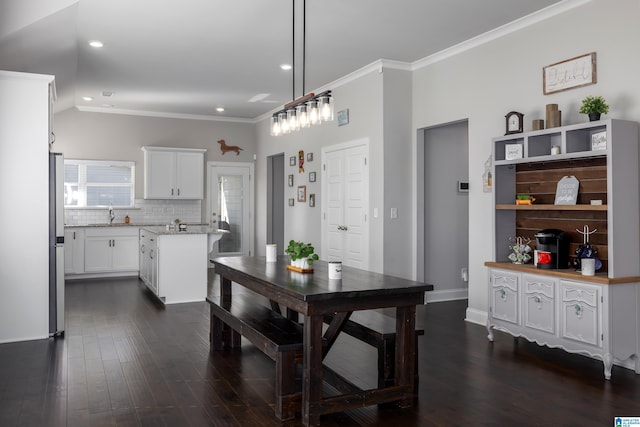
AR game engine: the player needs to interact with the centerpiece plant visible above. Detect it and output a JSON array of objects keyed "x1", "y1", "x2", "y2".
[{"x1": 285, "y1": 240, "x2": 319, "y2": 270}]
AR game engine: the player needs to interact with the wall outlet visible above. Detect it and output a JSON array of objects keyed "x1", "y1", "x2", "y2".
[
  {"x1": 390, "y1": 207, "x2": 398, "y2": 219},
  {"x1": 461, "y1": 267, "x2": 468, "y2": 282}
]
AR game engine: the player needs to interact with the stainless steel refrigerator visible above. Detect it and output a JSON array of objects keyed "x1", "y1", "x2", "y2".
[{"x1": 49, "y1": 152, "x2": 65, "y2": 336}]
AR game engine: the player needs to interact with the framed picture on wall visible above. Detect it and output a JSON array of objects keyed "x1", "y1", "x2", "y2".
[
  {"x1": 309, "y1": 172, "x2": 316, "y2": 182},
  {"x1": 309, "y1": 193, "x2": 315, "y2": 207},
  {"x1": 290, "y1": 156, "x2": 296, "y2": 166},
  {"x1": 288, "y1": 198, "x2": 294, "y2": 206},
  {"x1": 288, "y1": 174, "x2": 294, "y2": 187},
  {"x1": 297, "y1": 185, "x2": 306, "y2": 202}
]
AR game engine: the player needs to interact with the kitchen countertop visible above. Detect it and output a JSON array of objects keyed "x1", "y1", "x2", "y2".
[{"x1": 141, "y1": 225, "x2": 228, "y2": 236}]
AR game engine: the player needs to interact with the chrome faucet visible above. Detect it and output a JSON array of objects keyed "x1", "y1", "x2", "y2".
[{"x1": 108, "y1": 205, "x2": 115, "y2": 224}]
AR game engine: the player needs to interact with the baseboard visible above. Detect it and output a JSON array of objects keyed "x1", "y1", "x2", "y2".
[
  {"x1": 465, "y1": 307, "x2": 488, "y2": 326},
  {"x1": 425, "y1": 288, "x2": 468, "y2": 303}
]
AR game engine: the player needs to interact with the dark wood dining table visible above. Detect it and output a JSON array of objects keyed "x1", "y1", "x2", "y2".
[{"x1": 210, "y1": 256, "x2": 433, "y2": 426}]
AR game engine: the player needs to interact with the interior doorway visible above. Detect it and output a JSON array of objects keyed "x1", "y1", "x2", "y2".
[
  {"x1": 206, "y1": 162, "x2": 254, "y2": 257},
  {"x1": 417, "y1": 120, "x2": 469, "y2": 302},
  {"x1": 321, "y1": 139, "x2": 369, "y2": 269},
  {"x1": 267, "y1": 153, "x2": 285, "y2": 254}
]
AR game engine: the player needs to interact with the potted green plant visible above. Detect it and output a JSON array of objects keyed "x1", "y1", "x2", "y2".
[
  {"x1": 285, "y1": 240, "x2": 319, "y2": 270},
  {"x1": 578, "y1": 95, "x2": 609, "y2": 121}
]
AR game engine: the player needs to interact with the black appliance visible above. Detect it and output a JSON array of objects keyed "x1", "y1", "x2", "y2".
[{"x1": 535, "y1": 229, "x2": 570, "y2": 269}]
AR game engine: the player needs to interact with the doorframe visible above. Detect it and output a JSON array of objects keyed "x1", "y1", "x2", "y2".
[
  {"x1": 320, "y1": 138, "x2": 370, "y2": 268},
  {"x1": 206, "y1": 161, "x2": 255, "y2": 256}
]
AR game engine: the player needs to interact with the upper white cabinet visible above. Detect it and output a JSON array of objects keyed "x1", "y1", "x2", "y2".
[{"x1": 142, "y1": 146, "x2": 206, "y2": 199}]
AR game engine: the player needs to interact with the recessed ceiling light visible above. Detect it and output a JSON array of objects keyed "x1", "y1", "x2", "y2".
[
  {"x1": 280, "y1": 64, "x2": 292, "y2": 70},
  {"x1": 82, "y1": 96, "x2": 94, "y2": 102},
  {"x1": 89, "y1": 40, "x2": 104, "y2": 48},
  {"x1": 216, "y1": 107, "x2": 225, "y2": 113}
]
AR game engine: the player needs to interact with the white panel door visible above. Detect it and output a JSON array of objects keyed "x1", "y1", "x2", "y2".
[
  {"x1": 111, "y1": 235, "x2": 140, "y2": 271},
  {"x1": 325, "y1": 151, "x2": 345, "y2": 261},
  {"x1": 322, "y1": 141, "x2": 369, "y2": 269},
  {"x1": 207, "y1": 162, "x2": 254, "y2": 257},
  {"x1": 176, "y1": 151, "x2": 204, "y2": 199},
  {"x1": 84, "y1": 236, "x2": 112, "y2": 272},
  {"x1": 146, "y1": 150, "x2": 175, "y2": 198}
]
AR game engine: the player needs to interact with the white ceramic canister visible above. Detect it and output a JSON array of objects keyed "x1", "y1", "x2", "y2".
[
  {"x1": 328, "y1": 261, "x2": 342, "y2": 279},
  {"x1": 581, "y1": 258, "x2": 596, "y2": 276},
  {"x1": 266, "y1": 244, "x2": 277, "y2": 262}
]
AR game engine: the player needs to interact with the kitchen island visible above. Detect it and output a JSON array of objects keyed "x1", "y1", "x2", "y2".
[{"x1": 139, "y1": 225, "x2": 226, "y2": 304}]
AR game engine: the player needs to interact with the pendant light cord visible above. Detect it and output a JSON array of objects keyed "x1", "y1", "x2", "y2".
[{"x1": 302, "y1": 0, "x2": 306, "y2": 97}]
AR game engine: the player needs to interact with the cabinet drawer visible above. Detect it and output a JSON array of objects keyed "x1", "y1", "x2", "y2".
[
  {"x1": 523, "y1": 274, "x2": 556, "y2": 334},
  {"x1": 491, "y1": 270, "x2": 519, "y2": 325}
]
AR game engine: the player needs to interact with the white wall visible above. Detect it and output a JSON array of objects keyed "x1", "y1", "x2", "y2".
[
  {"x1": 54, "y1": 109, "x2": 257, "y2": 221},
  {"x1": 411, "y1": 0, "x2": 640, "y2": 321},
  {"x1": 254, "y1": 68, "x2": 388, "y2": 271},
  {"x1": 0, "y1": 71, "x2": 53, "y2": 343}
]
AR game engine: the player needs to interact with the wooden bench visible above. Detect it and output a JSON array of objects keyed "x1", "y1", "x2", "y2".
[
  {"x1": 324, "y1": 309, "x2": 424, "y2": 390},
  {"x1": 207, "y1": 296, "x2": 304, "y2": 421}
]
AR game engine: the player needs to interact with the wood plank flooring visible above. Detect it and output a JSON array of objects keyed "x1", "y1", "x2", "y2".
[{"x1": 2, "y1": 275, "x2": 640, "y2": 426}]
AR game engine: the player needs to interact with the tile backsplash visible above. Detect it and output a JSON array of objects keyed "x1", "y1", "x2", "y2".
[{"x1": 64, "y1": 199, "x2": 203, "y2": 226}]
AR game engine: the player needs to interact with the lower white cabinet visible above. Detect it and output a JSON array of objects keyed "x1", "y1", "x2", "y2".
[
  {"x1": 138, "y1": 229, "x2": 207, "y2": 304},
  {"x1": 64, "y1": 228, "x2": 85, "y2": 274},
  {"x1": 487, "y1": 267, "x2": 639, "y2": 379},
  {"x1": 84, "y1": 227, "x2": 139, "y2": 273},
  {"x1": 139, "y1": 230, "x2": 158, "y2": 294}
]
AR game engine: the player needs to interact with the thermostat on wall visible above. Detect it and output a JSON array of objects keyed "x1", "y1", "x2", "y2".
[{"x1": 458, "y1": 181, "x2": 469, "y2": 192}]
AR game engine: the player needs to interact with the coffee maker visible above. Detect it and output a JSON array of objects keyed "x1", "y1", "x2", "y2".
[{"x1": 535, "y1": 229, "x2": 570, "y2": 269}]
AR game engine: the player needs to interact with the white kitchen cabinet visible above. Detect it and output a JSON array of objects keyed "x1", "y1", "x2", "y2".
[
  {"x1": 64, "y1": 228, "x2": 85, "y2": 275},
  {"x1": 139, "y1": 227, "x2": 208, "y2": 304},
  {"x1": 142, "y1": 146, "x2": 206, "y2": 199},
  {"x1": 84, "y1": 227, "x2": 139, "y2": 273},
  {"x1": 139, "y1": 229, "x2": 158, "y2": 294}
]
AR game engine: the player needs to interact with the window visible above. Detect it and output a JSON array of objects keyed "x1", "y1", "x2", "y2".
[{"x1": 64, "y1": 160, "x2": 135, "y2": 207}]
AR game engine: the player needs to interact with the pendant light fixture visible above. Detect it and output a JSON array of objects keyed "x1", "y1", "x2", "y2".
[{"x1": 271, "y1": 0, "x2": 333, "y2": 136}]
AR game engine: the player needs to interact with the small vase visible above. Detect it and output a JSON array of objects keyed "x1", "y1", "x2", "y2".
[{"x1": 588, "y1": 113, "x2": 601, "y2": 122}]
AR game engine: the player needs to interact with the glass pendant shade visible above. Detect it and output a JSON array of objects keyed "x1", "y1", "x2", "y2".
[
  {"x1": 308, "y1": 99, "x2": 320, "y2": 125},
  {"x1": 279, "y1": 112, "x2": 290, "y2": 134},
  {"x1": 297, "y1": 104, "x2": 309, "y2": 128},
  {"x1": 271, "y1": 115, "x2": 281, "y2": 136},
  {"x1": 287, "y1": 108, "x2": 299, "y2": 131},
  {"x1": 319, "y1": 95, "x2": 334, "y2": 122}
]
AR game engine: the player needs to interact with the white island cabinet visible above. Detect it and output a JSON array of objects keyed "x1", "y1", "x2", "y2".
[
  {"x1": 142, "y1": 146, "x2": 206, "y2": 199},
  {"x1": 139, "y1": 226, "x2": 224, "y2": 304}
]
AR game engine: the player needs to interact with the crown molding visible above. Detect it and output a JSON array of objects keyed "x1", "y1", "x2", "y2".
[
  {"x1": 412, "y1": 0, "x2": 592, "y2": 70},
  {"x1": 75, "y1": 105, "x2": 254, "y2": 123}
]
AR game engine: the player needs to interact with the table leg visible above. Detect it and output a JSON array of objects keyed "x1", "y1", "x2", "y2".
[
  {"x1": 302, "y1": 314, "x2": 323, "y2": 427},
  {"x1": 219, "y1": 276, "x2": 241, "y2": 348},
  {"x1": 395, "y1": 305, "x2": 416, "y2": 408}
]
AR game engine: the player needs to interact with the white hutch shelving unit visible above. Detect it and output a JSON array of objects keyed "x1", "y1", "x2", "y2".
[{"x1": 485, "y1": 119, "x2": 640, "y2": 379}]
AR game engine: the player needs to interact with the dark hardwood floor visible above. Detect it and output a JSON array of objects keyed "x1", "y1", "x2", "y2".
[{"x1": 2, "y1": 275, "x2": 640, "y2": 426}]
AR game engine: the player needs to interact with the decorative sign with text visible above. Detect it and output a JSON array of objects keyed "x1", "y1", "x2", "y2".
[
  {"x1": 554, "y1": 176, "x2": 579, "y2": 205},
  {"x1": 543, "y1": 52, "x2": 596, "y2": 95}
]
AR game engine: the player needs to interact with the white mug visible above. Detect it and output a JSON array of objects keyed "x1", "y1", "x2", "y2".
[
  {"x1": 266, "y1": 244, "x2": 277, "y2": 262},
  {"x1": 581, "y1": 258, "x2": 595, "y2": 276},
  {"x1": 328, "y1": 261, "x2": 342, "y2": 279}
]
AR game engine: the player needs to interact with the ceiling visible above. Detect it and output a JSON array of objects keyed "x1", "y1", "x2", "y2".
[{"x1": 1, "y1": 0, "x2": 566, "y2": 121}]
